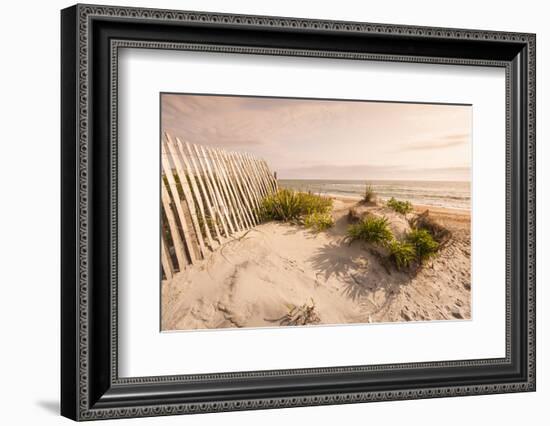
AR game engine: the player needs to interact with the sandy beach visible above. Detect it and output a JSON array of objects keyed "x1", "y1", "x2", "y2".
[{"x1": 161, "y1": 195, "x2": 471, "y2": 331}]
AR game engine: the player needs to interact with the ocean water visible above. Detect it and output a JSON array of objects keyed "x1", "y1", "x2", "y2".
[{"x1": 279, "y1": 179, "x2": 471, "y2": 210}]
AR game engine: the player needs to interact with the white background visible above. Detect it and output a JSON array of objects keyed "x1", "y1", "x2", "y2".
[
  {"x1": 0, "y1": 0, "x2": 547, "y2": 425},
  {"x1": 119, "y1": 49, "x2": 505, "y2": 377}
]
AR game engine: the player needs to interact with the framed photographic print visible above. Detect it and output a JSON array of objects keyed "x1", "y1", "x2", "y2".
[{"x1": 61, "y1": 4, "x2": 536, "y2": 421}]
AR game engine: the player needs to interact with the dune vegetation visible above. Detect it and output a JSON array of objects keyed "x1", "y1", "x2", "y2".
[
  {"x1": 346, "y1": 216, "x2": 393, "y2": 245},
  {"x1": 346, "y1": 189, "x2": 442, "y2": 271},
  {"x1": 163, "y1": 184, "x2": 471, "y2": 331},
  {"x1": 261, "y1": 189, "x2": 334, "y2": 231},
  {"x1": 386, "y1": 197, "x2": 413, "y2": 215}
]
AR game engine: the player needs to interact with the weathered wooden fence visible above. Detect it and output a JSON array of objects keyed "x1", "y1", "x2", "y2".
[{"x1": 161, "y1": 132, "x2": 278, "y2": 279}]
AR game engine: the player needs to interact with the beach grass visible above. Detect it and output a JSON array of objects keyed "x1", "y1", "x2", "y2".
[
  {"x1": 387, "y1": 197, "x2": 413, "y2": 215},
  {"x1": 261, "y1": 189, "x2": 333, "y2": 223},
  {"x1": 386, "y1": 239, "x2": 416, "y2": 269},
  {"x1": 303, "y1": 211, "x2": 334, "y2": 232},
  {"x1": 346, "y1": 215, "x2": 393, "y2": 245},
  {"x1": 345, "y1": 200, "x2": 443, "y2": 270},
  {"x1": 162, "y1": 194, "x2": 472, "y2": 331},
  {"x1": 363, "y1": 184, "x2": 376, "y2": 203},
  {"x1": 406, "y1": 228, "x2": 439, "y2": 262}
]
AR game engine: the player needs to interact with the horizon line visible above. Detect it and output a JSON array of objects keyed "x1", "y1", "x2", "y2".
[{"x1": 277, "y1": 177, "x2": 471, "y2": 183}]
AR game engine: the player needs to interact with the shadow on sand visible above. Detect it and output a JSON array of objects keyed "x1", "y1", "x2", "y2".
[{"x1": 308, "y1": 239, "x2": 413, "y2": 314}]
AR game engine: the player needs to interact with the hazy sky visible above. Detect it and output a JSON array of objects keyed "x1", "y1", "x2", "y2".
[{"x1": 161, "y1": 94, "x2": 471, "y2": 181}]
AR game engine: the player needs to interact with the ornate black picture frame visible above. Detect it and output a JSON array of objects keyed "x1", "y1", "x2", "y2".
[{"x1": 61, "y1": 4, "x2": 536, "y2": 421}]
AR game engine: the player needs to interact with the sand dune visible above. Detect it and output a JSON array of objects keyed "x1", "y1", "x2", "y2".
[{"x1": 162, "y1": 197, "x2": 471, "y2": 331}]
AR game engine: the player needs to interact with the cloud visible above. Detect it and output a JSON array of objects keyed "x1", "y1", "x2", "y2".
[
  {"x1": 444, "y1": 132, "x2": 470, "y2": 141},
  {"x1": 163, "y1": 127, "x2": 263, "y2": 148},
  {"x1": 161, "y1": 94, "x2": 472, "y2": 181},
  {"x1": 197, "y1": 138, "x2": 263, "y2": 148},
  {"x1": 404, "y1": 133, "x2": 470, "y2": 151},
  {"x1": 278, "y1": 164, "x2": 402, "y2": 180},
  {"x1": 277, "y1": 164, "x2": 471, "y2": 181}
]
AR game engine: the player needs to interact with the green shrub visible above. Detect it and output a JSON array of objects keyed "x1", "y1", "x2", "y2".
[
  {"x1": 261, "y1": 189, "x2": 302, "y2": 221},
  {"x1": 299, "y1": 191, "x2": 333, "y2": 215},
  {"x1": 347, "y1": 216, "x2": 393, "y2": 245},
  {"x1": 406, "y1": 229, "x2": 439, "y2": 261},
  {"x1": 303, "y1": 211, "x2": 334, "y2": 232},
  {"x1": 387, "y1": 239, "x2": 416, "y2": 269},
  {"x1": 409, "y1": 210, "x2": 452, "y2": 246},
  {"x1": 261, "y1": 189, "x2": 332, "y2": 222},
  {"x1": 363, "y1": 184, "x2": 376, "y2": 203},
  {"x1": 386, "y1": 197, "x2": 413, "y2": 215}
]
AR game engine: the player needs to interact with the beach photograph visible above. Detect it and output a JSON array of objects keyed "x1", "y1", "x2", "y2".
[{"x1": 160, "y1": 94, "x2": 472, "y2": 331}]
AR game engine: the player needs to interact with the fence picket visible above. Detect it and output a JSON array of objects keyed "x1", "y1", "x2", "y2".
[
  {"x1": 218, "y1": 149, "x2": 254, "y2": 228},
  {"x1": 230, "y1": 152, "x2": 259, "y2": 224},
  {"x1": 267, "y1": 159, "x2": 279, "y2": 192},
  {"x1": 248, "y1": 152, "x2": 269, "y2": 198},
  {"x1": 160, "y1": 181, "x2": 189, "y2": 268},
  {"x1": 240, "y1": 152, "x2": 264, "y2": 209},
  {"x1": 183, "y1": 141, "x2": 223, "y2": 243},
  {"x1": 260, "y1": 159, "x2": 277, "y2": 194},
  {"x1": 161, "y1": 144, "x2": 198, "y2": 264},
  {"x1": 209, "y1": 147, "x2": 243, "y2": 232},
  {"x1": 164, "y1": 134, "x2": 207, "y2": 258},
  {"x1": 174, "y1": 137, "x2": 216, "y2": 250},
  {"x1": 160, "y1": 233, "x2": 174, "y2": 280},
  {"x1": 236, "y1": 152, "x2": 261, "y2": 214},
  {"x1": 161, "y1": 132, "x2": 279, "y2": 279},
  {"x1": 194, "y1": 144, "x2": 231, "y2": 237},
  {"x1": 217, "y1": 147, "x2": 250, "y2": 230},
  {"x1": 201, "y1": 147, "x2": 233, "y2": 233}
]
